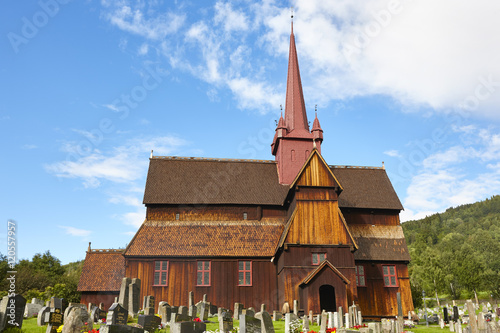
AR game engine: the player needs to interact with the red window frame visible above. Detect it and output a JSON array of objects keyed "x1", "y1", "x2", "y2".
[
  {"x1": 154, "y1": 261, "x2": 168, "y2": 286},
  {"x1": 197, "y1": 261, "x2": 211, "y2": 286},
  {"x1": 383, "y1": 265, "x2": 398, "y2": 287},
  {"x1": 312, "y1": 253, "x2": 326, "y2": 265},
  {"x1": 238, "y1": 261, "x2": 252, "y2": 286},
  {"x1": 355, "y1": 265, "x2": 366, "y2": 287}
]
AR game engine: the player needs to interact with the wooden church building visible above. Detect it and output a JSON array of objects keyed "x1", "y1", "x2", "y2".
[{"x1": 78, "y1": 22, "x2": 413, "y2": 318}]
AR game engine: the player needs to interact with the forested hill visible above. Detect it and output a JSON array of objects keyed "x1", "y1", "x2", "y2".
[{"x1": 402, "y1": 195, "x2": 500, "y2": 301}]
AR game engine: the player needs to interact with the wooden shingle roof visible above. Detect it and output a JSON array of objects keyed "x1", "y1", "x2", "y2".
[
  {"x1": 77, "y1": 250, "x2": 125, "y2": 292},
  {"x1": 143, "y1": 157, "x2": 289, "y2": 205},
  {"x1": 349, "y1": 225, "x2": 410, "y2": 261},
  {"x1": 142, "y1": 157, "x2": 403, "y2": 211},
  {"x1": 331, "y1": 166, "x2": 404, "y2": 210},
  {"x1": 124, "y1": 219, "x2": 285, "y2": 257}
]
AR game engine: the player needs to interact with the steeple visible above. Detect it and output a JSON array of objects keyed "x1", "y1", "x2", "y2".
[
  {"x1": 284, "y1": 20, "x2": 309, "y2": 134},
  {"x1": 271, "y1": 17, "x2": 324, "y2": 185}
]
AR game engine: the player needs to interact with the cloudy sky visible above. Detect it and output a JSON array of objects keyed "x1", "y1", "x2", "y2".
[{"x1": 1, "y1": 0, "x2": 500, "y2": 264}]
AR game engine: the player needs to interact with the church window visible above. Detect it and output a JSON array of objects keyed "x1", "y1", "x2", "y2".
[
  {"x1": 243, "y1": 212, "x2": 248, "y2": 220},
  {"x1": 197, "y1": 261, "x2": 211, "y2": 286},
  {"x1": 355, "y1": 265, "x2": 366, "y2": 286},
  {"x1": 175, "y1": 213, "x2": 180, "y2": 220},
  {"x1": 383, "y1": 265, "x2": 398, "y2": 287},
  {"x1": 312, "y1": 253, "x2": 326, "y2": 265},
  {"x1": 154, "y1": 261, "x2": 169, "y2": 286},
  {"x1": 238, "y1": 261, "x2": 252, "y2": 286},
  {"x1": 291, "y1": 149, "x2": 296, "y2": 161}
]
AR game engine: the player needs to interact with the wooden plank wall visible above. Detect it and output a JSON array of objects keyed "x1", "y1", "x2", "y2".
[
  {"x1": 356, "y1": 262, "x2": 413, "y2": 318},
  {"x1": 80, "y1": 292, "x2": 118, "y2": 311},
  {"x1": 126, "y1": 258, "x2": 279, "y2": 312},
  {"x1": 341, "y1": 209, "x2": 400, "y2": 226}
]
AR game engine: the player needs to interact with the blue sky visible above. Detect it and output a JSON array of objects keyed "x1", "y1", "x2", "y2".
[{"x1": 1, "y1": 0, "x2": 500, "y2": 264}]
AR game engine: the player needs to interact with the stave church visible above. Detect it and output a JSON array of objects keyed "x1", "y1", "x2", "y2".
[{"x1": 78, "y1": 21, "x2": 413, "y2": 319}]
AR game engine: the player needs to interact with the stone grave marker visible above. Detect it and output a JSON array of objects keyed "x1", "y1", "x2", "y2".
[
  {"x1": 62, "y1": 307, "x2": 92, "y2": 333},
  {"x1": 256, "y1": 310, "x2": 275, "y2": 333},
  {"x1": 179, "y1": 305, "x2": 188, "y2": 316},
  {"x1": 107, "y1": 303, "x2": 128, "y2": 325},
  {"x1": 240, "y1": 313, "x2": 261, "y2": 333},
  {"x1": 303, "y1": 315, "x2": 310, "y2": 333},
  {"x1": 359, "y1": 328, "x2": 369, "y2": 333},
  {"x1": 444, "y1": 307, "x2": 450, "y2": 324},
  {"x1": 496, "y1": 308, "x2": 500, "y2": 317},
  {"x1": 171, "y1": 321, "x2": 206, "y2": 333},
  {"x1": 309, "y1": 310, "x2": 313, "y2": 325},
  {"x1": 138, "y1": 314, "x2": 161, "y2": 332},
  {"x1": 46, "y1": 307, "x2": 64, "y2": 333},
  {"x1": 128, "y1": 278, "x2": 141, "y2": 317},
  {"x1": 90, "y1": 306, "x2": 101, "y2": 323},
  {"x1": 477, "y1": 313, "x2": 486, "y2": 333},
  {"x1": 234, "y1": 303, "x2": 244, "y2": 319},
  {"x1": 171, "y1": 312, "x2": 192, "y2": 326},
  {"x1": 218, "y1": 308, "x2": 233, "y2": 333},
  {"x1": 203, "y1": 294, "x2": 207, "y2": 302},
  {"x1": 244, "y1": 307, "x2": 256, "y2": 317},
  {"x1": 199, "y1": 302, "x2": 208, "y2": 321},
  {"x1": 0, "y1": 294, "x2": 26, "y2": 331},
  {"x1": 209, "y1": 304, "x2": 218, "y2": 317},
  {"x1": 61, "y1": 299, "x2": 68, "y2": 314},
  {"x1": 158, "y1": 302, "x2": 171, "y2": 324},
  {"x1": 188, "y1": 291, "x2": 194, "y2": 308},
  {"x1": 319, "y1": 311, "x2": 328, "y2": 333},
  {"x1": 454, "y1": 306, "x2": 460, "y2": 322},
  {"x1": 144, "y1": 296, "x2": 155, "y2": 315},
  {"x1": 24, "y1": 302, "x2": 42, "y2": 318},
  {"x1": 282, "y1": 302, "x2": 290, "y2": 314},
  {"x1": 344, "y1": 313, "x2": 349, "y2": 329},
  {"x1": 142, "y1": 296, "x2": 148, "y2": 311},
  {"x1": 273, "y1": 311, "x2": 282, "y2": 321},
  {"x1": 32, "y1": 298, "x2": 44, "y2": 306},
  {"x1": 118, "y1": 277, "x2": 132, "y2": 310},
  {"x1": 397, "y1": 292, "x2": 404, "y2": 333},
  {"x1": 467, "y1": 300, "x2": 479, "y2": 333},
  {"x1": 293, "y1": 300, "x2": 299, "y2": 316},
  {"x1": 328, "y1": 312, "x2": 333, "y2": 328},
  {"x1": 338, "y1": 307, "x2": 343, "y2": 327},
  {"x1": 261, "y1": 304, "x2": 267, "y2": 312},
  {"x1": 333, "y1": 312, "x2": 339, "y2": 328},
  {"x1": 188, "y1": 305, "x2": 196, "y2": 317},
  {"x1": 37, "y1": 306, "x2": 50, "y2": 326}
]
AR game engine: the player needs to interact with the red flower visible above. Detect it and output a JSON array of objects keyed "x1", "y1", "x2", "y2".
[{"x1": 193, "y1": 317, "x2": 202, "y2": 322}]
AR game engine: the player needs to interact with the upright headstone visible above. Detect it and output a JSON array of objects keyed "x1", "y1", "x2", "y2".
[
  {"x1": 240, "y1": 313, "x2": 262, "y2": 333},
  {"x1": 293, "y1": 300, "x2": 299, "y2": 316},
  {"x1": 319, "y1": 311, "x2": 328, "y2": 333},
  {"x1": 24, "y1": 302, "x2": 42, "y2": 318},
  {"x1": 338, "y1": 307, "x2": 343, "y2": 327},
  {"x1": 203, "y1": 294, "x2": 207, "y2": 302},
  {"x1": 345, "y1": 313, "x2": 350, "y2": 329},
  {"x1": 444, "y1": 307, "x2": 450, "y2": 324},
  {"x1": 199, "y1": 302, "x2": 208, "y2": 321},
  {"x1": 171, "y1": 321, "x2": 206, "y2": 333},
  {"x1": 219, "y1": 308, "x2": 234, "y2": 333},
  {"x1": 138, "y1": 314, "x2": 161, "y2": 332},
  {"x1": 273, "y1": 311, "x2": 282, "y2": 321},
  {"x1": 189, "y1": 305, "x2": 197, "y2": 317},
  {"x1": 128, "y1": 278, "x2": 141, "y2": 317},
  {"x1": 454, "y1": 306, "x2": 460, "y2": 322},
  {"x1": 189, "y1": 291, "x2": 194, "y2": 308},
  {"x1": 244, "y1": 308, "x2": 255, "y2": 317},
  {"x1": 0, "y1": 294, "x2": 26, "y2": 330},
  {"x1": 397, "y1": 292, "x2": 404, "y2": 333},
  {"x1": 328, "y1": 312, "x2": 333, "y2": 328},
  {"x1": 118, "y1": 277, "x2": 131, "y2": 310},
  {"x1": 467, "y1": 300, "x2": 479, "y2": 333},
  {"x1": 62, "y1": 307, "x2": 92, "y2": 333},
  {"x1": 282, "y1": 302, "x2": 290, "y2": 314},
  {"x1": 90, "y1": 306, "x2": 101, "y2": 323},
  {"x1": 106, "y1": 303, "x2": 128, "y2": 326},
  {"x1": 37, "y1": 306, "x2": 50, "y2": 326},
  {"x1": 358, "y1": 311, "x2": 363, "y2": 326},
  {"x1": 333, "y1": 312, "x2": 339, "y2": 328},
  {"x1": 158, "y1": 302, "x2": 171, "y2": 325},
  {"x1": 234, "y1": 303, "x2": 244, "y2": 320},
  {"x1": 46, "y1": 297, "x2": 63, "y2": 333},
  {"x1": 303, "y1": 315, "x2": 310, "y2": 333},
  {"x1": 178, "y1": 305, "x2": 188, "y2": 316},
  {"x1": 256, "y1": 310, "x2": 275, "y2": 333},
  {"x1": 309, "y1": 310, "x2": 313, "y2": 324},
  {"x1": 144, "y1": 296, "x2": 155, "y2": 315},
  {"x1": 477, "y1": 313, "x2": 486, "y2": 333}
]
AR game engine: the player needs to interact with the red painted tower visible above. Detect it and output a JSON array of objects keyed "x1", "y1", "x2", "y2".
[{"x1": 271, "y1": 21, "x2": 323, "y2": 185}]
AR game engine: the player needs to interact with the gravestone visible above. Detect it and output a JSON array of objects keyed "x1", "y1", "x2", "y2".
[
  {"x1": 273, "y1": 311, "x2": 282, "y2": 321},
  {"x1": 345, "y1": 313, "x2": 349, "y2": 329},
  {"x1": 454, "y1": 306, "x2": 460, "y2": 322},
  {"x1": 144, "y1": 295, "x2": 155, "y2": 315},
  {"x1": 171, "y1": 321, "x2": 206, "y2": 333},
  {"x1": 444, "y1": 307, "x2": 450, "y2": 324},
  {"x1": 179, "y1": 305, "x2": 188, "y2": 316},
  {"x1": 199, "y1": 302, "x2": 208, "y2": 321},
  {"x1": 203, "y1": 294, "x2": 207, "y2": 302},
  {"x1": 218, "y1": 308, "x2": 233, "y2": 333},
  {"x1": 118, "y1": 277, "x2": 132, "y2": 310},
  {"x1": 62, "y1": 307, "x2": 92, "y2": 333},
  {"x1": 261, "y1": 304, "x2": 267, "y2": 312},
  {"x1": 107, "y1": 303, "x2": 128, "y2": 325},
  {"x1": 333, "y1": 312, "x2": 339, "y2": 328},
  {"x1": 244, "y1": 307, "x2": 256, "y2": 317},
  {"x1": 496, "y1": 308, "x2": 500, "y2": 317},
  {"x1": 293, "y1": 300, "x2": 299, "y2": 316},
  {"x1": 90, "y1": 306, "x2": 101, "y2": 323},
  {"x1": 256, "y1": 310, "x2": 275, "y2": 333},
  {"x1": 240, "y1": 314, "x2": 261, "y2": 333},
  {"x1": 309, "y1": 310, "x2": 313, "y2": 325},
  {"x1": 37, "y1": 306, "x2": 50, "y2": 326},
  {"x1": 467, "y1": 300, "x2": 479, "y2": 333},
  {"x1": 328, "y1": 312, "x2": 333, "y2": 328},
  {"x1": 46, "y1": 308, "x2": 64, "y2": 333},
  {"x1": 142, "y1": 296, "x2": 148, "y2": 311},
  {"x1": 138, "y1": 314, "x2": 161, "y2": 332},
  {"x1": 128, "y1": 278, "x2": 141, "y2": 317},
  {"x1": 171, "y1": 312, "x2": 192, "y2": 325},
  {"x1": 189, "y1": 305, "x2": 197, "y2": 317},
  {"x1": 358, "y1": 311, "x2": 363, "y2": 326},
  {"x1": 282, "y1": 302, "x2": 290, "y2": 314},
  {"x1": 158, "y1": 302, "x2": 171, "y2": 324},
  {"x1": 338, "y1": 307, "x2": 343, "y2": 327},
  {"x1": 24, "y1": 302, "x2": 42, "y2": 318},
  {"x1": 32, "y1": 298, "x2": 44, "y2": 306},
  {"x1": 0, "y1": 294, "x2": 26, "y2": 330},
  {"x1": 477, "y1": 313, "x2": 486, "y2": 333},
  {"x1": 368, "y1": 322, "x2": 379, "y2": 333},
  {"x1": 319, "y1": 311, "x2": 328, "y2": 333},
  {"x1": 61, "y1": 299, "x2": 68, "y2": 313},
  {"x1": 100, "y1": 325, "x2": 144, "y2": 333},
  {"x1": 397, "y1": 292, "x2": 404, "y2": 333},
  {"x1": 188, "y1": 291, "x2": 194, "y2": 308},
  {"x1": 234, "y1": 303, "x2": 244, "y2": 319},
  {"x1": 303, "y1": 315, "x2": 310, "y2": 333}
]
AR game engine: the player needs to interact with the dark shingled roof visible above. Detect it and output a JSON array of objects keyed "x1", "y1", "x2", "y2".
[
  {"x1": 124, "y1": 219, "x2": 285, "y2": 257},
  {"x1": 331, "y1": 167, "x2": 404, "y2": 210},
  {"x1": 77, "y1": 250, "x2": 125, "y2": 292},
  {"x1": 143, "y1": 157, "x2": 289, "y2": 205},
  {"x1": 353, "y1": 238, "x2": 411, "y2": 261}
]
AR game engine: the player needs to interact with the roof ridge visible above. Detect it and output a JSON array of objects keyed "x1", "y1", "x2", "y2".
[
  {"x1": 151, "y1": 156, "x2": 276, "y2": 164},
  {"x1": 145, "y1": 220, "x2": 286, "y2": 226},
  {"x1": 88, "y1": 249, "x2": 124, "y2": 253},
  {"x1": 330, "y1": 164, "x2": 384, "y2": 170}
]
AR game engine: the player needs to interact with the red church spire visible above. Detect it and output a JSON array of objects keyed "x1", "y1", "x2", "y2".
[
  {"x1": 284, "y1": 20, "x2": 309, "y2": 134},
  {"x1": 271, "y1": 17, "x2": 323, "y2": 185}
]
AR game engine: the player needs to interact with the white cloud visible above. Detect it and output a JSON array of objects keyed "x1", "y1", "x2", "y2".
[
  {"x1": 138, "y1": 43, "x2": 149, "y2": 55},
  {"x1": 45, "y1": 135, "x2": 186, "y2": 188},
  {"x1": 102, "y1": 104, "x2": 120, "y2": 112},
  {"x1": 59, "y1": 226, "x2": 92, "y2": 238},
  {"x1": 384, "y1": 150, "x2": 400, "y2": 157},
  {"x1": 214, "y1": 1, "x2": 249, "y2": 33},
  {"x1": 22, "y1": 144, "x2": 37, "y2": 150}
]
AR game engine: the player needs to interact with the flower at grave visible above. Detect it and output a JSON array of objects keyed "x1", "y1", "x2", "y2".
[
  {"x1": 57, "y1": 325, "x2": 64, "y2": 333},
  {"x1": 194, "y1": 317, "x2": 202, "y2": 322},
  {"x1": 326, "y1": 328, "x2": 337, "y2": 333},
  {"x1": 308, "y1": 330, "x2": 318, "y2": 333}
]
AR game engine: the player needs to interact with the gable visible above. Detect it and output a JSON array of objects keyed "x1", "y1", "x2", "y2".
[
  {"x1": 300, "y1": 260, "x2": 350, "y2": 286},
  {"x1": 292, "y1": 149, "x2": 342, "y2": 189}
]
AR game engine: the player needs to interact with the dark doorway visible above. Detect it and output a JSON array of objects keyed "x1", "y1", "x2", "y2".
[{"x1": 319, "y1": 284, "x2": 336, "y2": 312}]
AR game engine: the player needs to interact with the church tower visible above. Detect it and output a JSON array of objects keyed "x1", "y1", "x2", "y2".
[{"x1": 271, "y1": 20, "x2": 323, "y2": 185}]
